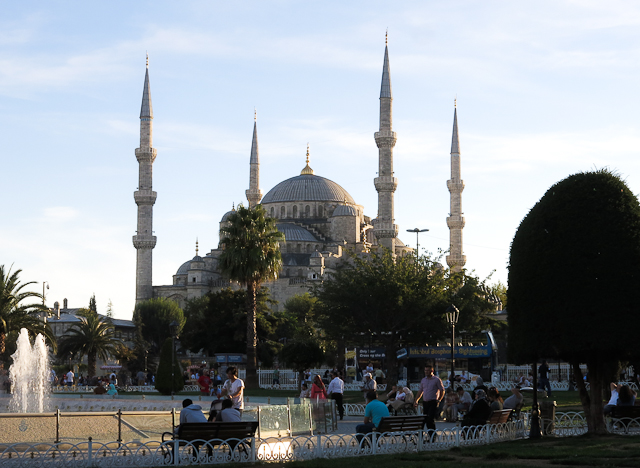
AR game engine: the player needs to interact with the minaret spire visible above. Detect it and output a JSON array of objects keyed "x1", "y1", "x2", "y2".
[
  {"x1": 446, "y1": 102, "x2": 466, "y2": 272},
  {"x1": 133, "y1": 56, "x2": 158, "y2": 304},
  {"x1": 373, "y1": 34, "x2": 398, "y2": 253},
  {"x1": 246, "y1": 111, "x2": 263, "y2": 208}
]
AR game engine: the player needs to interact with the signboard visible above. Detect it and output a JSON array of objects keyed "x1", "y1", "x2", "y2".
[
  {"x1": 214, "y1": 353, "x2": 246, "y2": 364},
  {"x1": 357, "y1": 347, "x2": 386, "y2": 360},
  {"x1": 403, "y1": 345, "x2": 491, "y2": 359}
]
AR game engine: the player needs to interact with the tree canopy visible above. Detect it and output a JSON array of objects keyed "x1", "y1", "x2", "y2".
[
  {"x1": 507, "y1": 169, "x2": 640, "y2": 434},
  {"x1": 218, "y1": 203, "x2": 284, "y2": 388},
  {"x1": 132, "y1": 298, "x2": 185, "y2": 356},
  {"x1": 0, "y1": 265, "x2": 53, "y2": 365},
  {"x1": 313, "y1": 249, "x2": 497, "y2": 383}
]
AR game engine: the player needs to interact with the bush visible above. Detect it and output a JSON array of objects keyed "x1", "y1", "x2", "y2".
[{"x1": 155, "y1": 337, "x2": 184, "y2": 395}]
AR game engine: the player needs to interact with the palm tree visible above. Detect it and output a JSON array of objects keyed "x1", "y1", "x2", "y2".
[
  {"x1": 218, "y1": 204, "x2": 283, "y2": 388},
  {"x1": 0, "y1": 265, "x2": 53, "y2": 363},
  {"x1": 57, "y1": 309, "x2": 121, "y2": 378}
]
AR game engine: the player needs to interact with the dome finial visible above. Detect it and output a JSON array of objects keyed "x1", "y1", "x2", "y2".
[
  {"x1": 232, "y1": 202, "x2": 235, "y2": 211},
  {"x1": 195, "y1": 238, "x2": 199, "y2": 256},
  {"x1": 301, "y1": 143, "x2": 314, "y2": 175},
  {"x1": 454, "y1": 95, "x2": 457, "y2": 108},
  {"x1": 254, "y1": 107, "x2": 257, "y2": 122},
  {"x1": 146, "y1": 52, "x2": 149, "y2": 69},
  {"x1": 385, "y1": 29, "x2": 388, "y2": 46}
]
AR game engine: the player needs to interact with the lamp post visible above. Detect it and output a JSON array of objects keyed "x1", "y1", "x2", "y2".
[
  {"x1": 42, "y1": 281, "x2": 49, "y2": 306},
  {"x1": 144, "y1": 350, "x2": 148, "y2": 373},
  {"x1": 445, "y1": 305, "x2": 460, "y2": 386},
  {"x1": 406, "y1": 228, "x2": 429, "y2": 259},
  {"x1": 169, "y1": 321, "x2": 179, "y2": 397}
]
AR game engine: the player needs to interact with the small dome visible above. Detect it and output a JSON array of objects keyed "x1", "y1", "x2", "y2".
[
  {"x1": 332, "y1": 204, "x2": 357, "y2": 217},
  {"x1": 311, "y1": 251, "x2": 322, "y2": 258},
  {"x1": 221, "y1": 210, "x2": 234, "y2": 222},
  {"x1": 276, "y1": 223, "x2": 318, "y2": 242},
  {"x1": 176, "y1": 260, "x2": 190, "y2": 275},
  {"x1": 191, "y1": 255, "x2": 203, "y2": 262}
]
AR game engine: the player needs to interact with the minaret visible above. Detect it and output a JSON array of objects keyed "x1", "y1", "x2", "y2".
[
  {"x1": 133, "y1": 55, "x2": 158, "y2": 304},
  {"x1": 446, "y1": 101, "x2": 466, "y2": 272},
  {"x1": 373, "y1": 33, "x2": 398, "y2": 253},
  {"x1": 245, "y1": 110, "x2": 263, "y2": 208}
]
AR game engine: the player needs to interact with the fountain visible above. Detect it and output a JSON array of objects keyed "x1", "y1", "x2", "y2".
[{"x1": 8, "y1": 328, "x2": 51, "y2": 413}]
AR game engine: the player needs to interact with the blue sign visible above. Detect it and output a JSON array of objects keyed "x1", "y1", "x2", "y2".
[{"x1": 403, "y1": 345, "x2": 491, "y2": 359}]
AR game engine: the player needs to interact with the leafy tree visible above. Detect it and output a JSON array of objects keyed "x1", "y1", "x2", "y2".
[
  {"x1": 57, "y1": 308, "x2": 121, "y2": 377},
  {"x1": 218, "y1": 204, "x2": 284, "y2": 389},
  {"x1": 508, "y1": 170, "x2": 640, "y2": 434},
  {"x1": 88, "y1": 294, "x2": 97, "y2": 313},
  {"x1": 181, "y1": 287, "x2": 281, "y2": 365},
  {"x1": 314, "y1": 250, "x2": 496, "y2": 384},
  {"x1": 0, "y1": 265, "x2": 54, "y2": 365},
  {"x1": 133, "y1": 298, "x2": 185, "y2": 356},
  {"x1": 155, "y1": 337, "x2": 184, "y2": 395},
  {"x1": 277, "y1": 294, "x2": 319, "y2": 341},
  {"x1": 106, "y1": 300, "x2": 114, "y2": 318},
  {"x1": 280, "y1": 340, "x2": 325, "y2": 390}
]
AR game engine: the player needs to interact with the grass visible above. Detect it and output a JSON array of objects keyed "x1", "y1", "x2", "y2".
[{"x1": 233, "y1": 435, "x2": 640, "y2": 468}]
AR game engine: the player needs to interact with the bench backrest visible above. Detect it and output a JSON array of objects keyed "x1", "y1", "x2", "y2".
[
  {"x1": 178, "y1": 422, "x2": 259, "y2": 441},
  {"x1": 376, "y1": 415, "x2": 426, "y2": 433},
  {"x1": 610, "y1": 406, "x2": 640, "y2": 419},
  {"x1": 488, "y1": 409, "x2": 512, "y2": 424}
]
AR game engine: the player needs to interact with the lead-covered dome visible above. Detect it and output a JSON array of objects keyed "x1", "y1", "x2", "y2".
[{"x1": 262, "y1": 174, "x2": 356, "y2": 204}]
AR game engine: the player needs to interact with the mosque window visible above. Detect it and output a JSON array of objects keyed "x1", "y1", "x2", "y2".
[
  {"x1": 306, "y1": 244, "x2": 311, "y2": 253},
  {"x1": 293, "y1": 206, "x2": 297, "y2": 218},
  {"x1": 296, "y1": 244, "x2": 301, "y2": 253},
  {"x1": 305, "y1": 205, "x2": 310, "y2": 217},
  {"x1": 318, "y1": 205, "x2": 323, "y2": 217},
  {"x1": 270, "y1": 207, "x2": 274, "y2": 218},
  {"x1": 281, "y1": 206, "x2": 285, "y2": 218},
  {"x1": 286, "y1": 269, "x2": 290, "y2": 277}
]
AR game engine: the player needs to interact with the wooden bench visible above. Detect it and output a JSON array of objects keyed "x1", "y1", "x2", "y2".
[
  {"x1": 488, "y1": 409, "x2": 512, "y2": 424},
  {"x1": 161, "y1": 421, "x2": 259, "y2": 460},
  {"x1": 375, "y1": 415, "x2": 427, "y2": 433},
  {"x1": 610, "y1": 406, "x2": 640, "y2": 433}
]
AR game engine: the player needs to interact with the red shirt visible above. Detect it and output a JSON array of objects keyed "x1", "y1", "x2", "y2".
[{"x1": 198, "y1": 375, "x2": 211, "y2": 393}]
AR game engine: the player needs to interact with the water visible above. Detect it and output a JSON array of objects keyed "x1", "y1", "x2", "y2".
[{"x1": 8, "y1": 328, "x2": 50, "y2": 413}]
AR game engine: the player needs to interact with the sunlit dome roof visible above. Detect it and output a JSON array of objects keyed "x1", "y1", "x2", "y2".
[
  {"x1": 262, "y1": 174, "x2": 355, "y2": 205},
  {"x1": 276, "y1": 223, "x2": 318, "y2": 242},
  {"x1": 333, "y1": 204, "x2": 357, "y2": 217}
]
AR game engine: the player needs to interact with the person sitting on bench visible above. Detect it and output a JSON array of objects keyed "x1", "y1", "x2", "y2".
[
  {"x1": 356, "y1": 390, "x2": 389, "y2": 434},
  {"x1": 215, "y1": 398, "x2": 242, "y2": 422},
  {"x1": 176, "y1": 398, "x2": 208, "y2": 434},
  {"x1": 461, "y1": 390, "x2": 491, "y2": 427}
]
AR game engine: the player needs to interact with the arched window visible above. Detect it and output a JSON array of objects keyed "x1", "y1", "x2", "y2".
[
  {"x1": 293, "y1": 206, "x2": 297, "y2": 218},
  {"x1": 286, "y1": 269, "x2": 290, "y2": 277},
  {"x1": 296, "y1": 244, "x2": 301, "y2": 253},
  {"x1": 281, "y1": 206, "x2": 285, "y2": 218},
  {"x1": 306, "y1": 244, "x2": 311, "y2": 253},
  {"x1": 270, "y1": 207, "x2": 274, "y2": 218},
  {"x1": 305, "y1": 205, "x2": 310, "y2": 217},
  {"x1": 318, "y1": 205, "x2": 323, "y2": 217}
]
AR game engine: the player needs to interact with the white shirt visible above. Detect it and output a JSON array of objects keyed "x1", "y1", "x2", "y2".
[
  {"x1": 223, "y1": 378, "x2": 245, "y2": 409},
  {"x1": 66, "y1": 371, "x2": 74, "y2": 383},
  {"x1": 327, "y1": 377, "x2": 344, "y2": 394},
  {"x1": 607, "y1": 390, "x2": 619, "y2": 406},
  {"x1": 220, "y1": 408, "x2": 242, "y2": 422}
]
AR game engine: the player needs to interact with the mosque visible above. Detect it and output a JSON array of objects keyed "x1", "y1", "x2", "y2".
[{"x1": 132, "y1": 40, "x2": 467, "y2": 311}]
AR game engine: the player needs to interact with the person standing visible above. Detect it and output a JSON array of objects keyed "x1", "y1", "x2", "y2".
[
  {"x1": 198, "y1": 372, "x2": 211, "y2": 396},
  {"x1": 414, "y1": 366, "x2": 445, "y2": 432},
  {"x1": 66, "y1": 369, "x2": 74, "y2": 387},
  {"x1": 273, "y1": 366, "x2": 280, "y2": 387},
  {"x1": 220, "y1": 366, "x2": 245, "y2": 414},
  {"x1": 361, "y1": 373, "x2": 377, "y2": 401},
  {"x1": 538, "y1": 360, "x2": 552, "y2": 397},
  {"x1": 328, "y1": 371, "x2": 344, "y2": 420}
]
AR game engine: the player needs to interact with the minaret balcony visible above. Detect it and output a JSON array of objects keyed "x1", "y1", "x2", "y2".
[
  {"x1": 374, "y1": 131, "x2": 397, "y2": 148},
  {"x1": 446, "y1": 217, "x2": 465, "y2": 229},
  {"x1": 132, "y1": 235, "x2": 157, "y2": 249},
  {"x1": 374, "y1": 176, "x2": 398, "y2": 192},
  {"x1": 447, "y1": 180, "x2": 465, "y2": 192},
  {"x1": 446, "y1": 254, "x2": 467, "y2": 268},
  {"x1": 135, "y1": 147, "x2": 157, "y2": 163},
  {"x1": 134, "y1": 191, "x2": 157, "y2": 205},
  {"x1": 372, "y1": 218, "x2": 398, "y2": 238}
]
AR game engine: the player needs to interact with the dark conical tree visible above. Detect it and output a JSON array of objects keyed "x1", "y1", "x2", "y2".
[
  {"x1": 218, "y1": 204, "x2": 283, "y2": 389},
  {"x1": 508, "y1": 169, "x2": 640, "y2": 435},
  {"x1": 155, "y1": 337, "x2": 184, "y2": 395}
]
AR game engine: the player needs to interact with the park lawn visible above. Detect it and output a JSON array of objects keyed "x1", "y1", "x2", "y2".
[{"x1": 242, "y1": 434, "x2": 640, "y2": 468}]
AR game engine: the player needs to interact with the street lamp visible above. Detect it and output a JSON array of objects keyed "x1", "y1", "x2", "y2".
[
  {"x1": 406, "y1": 228, "x2": 429, "y2": 259},
  {"x1": 445, "y1": 304, "x2": 459, "y2": 386},
  {"x1": 530, "y1": 361, "x2": 542, "y2": 438},
  {"x1": 144, "y1": 349, "x2": 148, "y2": 373},
  {"x1": 42, "y1": 281, "x2": 49, "y2": 306},
  {"x1": 169, "y1": 321, "x2": 179, "y2": 397}
]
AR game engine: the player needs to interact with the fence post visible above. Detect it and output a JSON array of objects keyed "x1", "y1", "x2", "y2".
[
  {"x1": 257, "y1": 406, "x2": 262, "y2": 440},
  {"x1": 88, "y1": 437, "x2": 93, "y2": 464},
  {"x1": 171, "y1": 408, "x2": 176, "y2": 434},
  {"x1": 55, "y1": 409, "x2": 60, "y2": 444},
  {"x1": 315, "y1": 434, "x2": 322, "y2": 458},
  {"x1": 455, "y1": 426, "x2": 460, "y2": 447},
  {"x1": 308, "y1": 404, "x2": 314, "y2": 436},
  {"x1": 251, "y1": 437, "x2": 256, "y2": 462},
  {"x1": 372, "y1": 432, "x2": 377, "y2": 455},
  {"x1": 117, "y1": 409, "x2": 122, "y2": 446},
  {"x1": 173, "y1": 438, "x2": 179, "y2": 466},
  {"x1": 418, "y1": 430, "x2": 424, "y2": 452}
]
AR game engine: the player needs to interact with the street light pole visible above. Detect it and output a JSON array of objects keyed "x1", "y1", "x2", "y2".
[
  {"x1": 406, "y1": 228, "x2": 429, "y2": 259},
  {"x1": 446, "y1": 305, "x2": 460, "y2": 386},
  {"x1": 42, "y1": 281, "x2": 49, "y2": 306},
  {"x1": 169, "y1": 321, "x2": 179, "y2": 398}
]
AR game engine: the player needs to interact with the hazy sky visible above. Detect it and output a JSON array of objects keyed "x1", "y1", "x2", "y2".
[{"x1": 3, "y1": 1, "x2": 640, "y2": 319}]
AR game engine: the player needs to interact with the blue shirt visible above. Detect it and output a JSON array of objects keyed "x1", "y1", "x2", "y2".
[{"x1": 364, "y1": 399, "x2": 390, "y2": 427}]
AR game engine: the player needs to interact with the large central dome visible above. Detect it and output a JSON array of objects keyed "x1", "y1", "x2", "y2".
[{"x1": 261, "y1": 174, "x2": 356, "y2": 204}]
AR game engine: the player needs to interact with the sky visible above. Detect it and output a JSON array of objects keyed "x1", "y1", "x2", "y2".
[{"x1": 3, "y1": 1, "x2": 640, "y2": 320}]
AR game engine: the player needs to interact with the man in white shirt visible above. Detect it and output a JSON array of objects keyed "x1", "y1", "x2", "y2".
[
  {"x1": 327, "y1": 371, "x2": 344, "y2": 420},
  {"x1": 216, "y1": 398, "x2": 242, "y2": 422},
  {"x1": 220, "y1": 366, "x2": 245, "y2": 413},
  {"x1": 66, "y1": 369, "x2": 74, "y2": 387}
]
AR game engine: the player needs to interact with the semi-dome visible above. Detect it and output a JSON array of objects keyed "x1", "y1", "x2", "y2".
[
  {"x1": 176, "y1": 256, "x2": 203, "y2": 275},
  {"x1": 276, "y1": 223, "x2": 318, "y2": 242},
  {"x1": 332, "y1": 204, "x2": 357, "y2": 217},
  {"x1": 262, "y1": 174, "x2": 356, "y2": 205}
]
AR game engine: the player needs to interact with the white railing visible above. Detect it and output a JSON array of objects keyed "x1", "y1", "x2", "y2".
[{"x1": 0, "y1": 421, "x2": 524, "y2": 466}]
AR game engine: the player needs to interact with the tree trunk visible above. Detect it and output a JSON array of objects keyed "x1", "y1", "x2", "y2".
[
  {"x1": 88, "y1": 351, "x2": 97, "y2": 378},
  {"x1": 573, "y1": 360, "x2": 607, "y2": 434},
  {"x1": 383, "y1": 336, "x2": 398, "y2": 387},
  {"x1": 245, "y1": 281, "x2": 259, "y2": 389}
]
